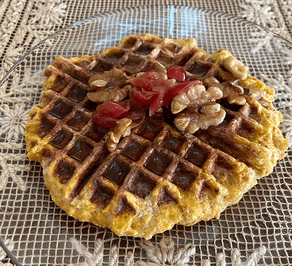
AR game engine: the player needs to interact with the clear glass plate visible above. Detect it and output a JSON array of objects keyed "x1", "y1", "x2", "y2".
[{"x1": 0, "y1": 5, "x2": 292, "y2": 266}]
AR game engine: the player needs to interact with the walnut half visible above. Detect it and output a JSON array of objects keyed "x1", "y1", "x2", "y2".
[
  {"x1": 204, "y1": 76, "x2": 246, "y2": 106},
  {"x1": 171, "y1": 84, "x2": 226, "y2": 133},
  {"x1": 106, "y1": 118, "x2": 132, "y2": 152},
  {"x1": 87, "y1": 68, "x2": 131, "y2": 103}
]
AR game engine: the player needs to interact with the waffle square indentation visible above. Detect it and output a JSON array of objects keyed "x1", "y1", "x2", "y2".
[
  {"x1": 49, "y1": 100, "x2": 72, "y2": 119},
  {"x1": 188, "y1": 63, "x2": 210, "y2": 77},
  {"x1": 156, "y1": 50, "x2": 173, "y2": 66},
  {"x1": 103, "y1": 158, "x2": 130, "y2": 186},
  {"x1": 186, "y1": 145, "x2": 209, "y2": 168},
  {"x1": 103, "y1": 49, "x2": 125, "y2": 62},
  {"x1": 122, "y1": 55, "x2": 141, "y2": 70},
  {"x1": 65, "y1": 85, "x2": 87, "y2": 103},
  {"x1": 136, "y1": 44, "x2": 153, "y2": 55},
  {"x1": 37, "y1": 116, "x2": 55, "y2": 138},
  {"x1": 90, "y1": 179, "x2": 115, "y2": 208},
  {"x1": 164, "y1": 43, "x2": 182, "y2": 53},
  {"x1": 68, "y1": 140, "x2": 93, "y2": 162},
  {"x1": 217, "y1": 112, "x2": 235, "y2": 128},
  {"x1": 68, "y1": 111, "x2": 90, "y2": 131},
  {"x1": 138, "y1": 120, "x2": 161, "y2": 141},
  {"x1": 85, "y1": 124, "x2": 108, "y2": 142},
  {"x1": 51, "y1": 129, "x2": 72, "y2": 149},
  {"x1": 157, "y1": 187, "x2": 177, "y2": 206},
  {"x1": 51, "y1": 78, "x2": 68, "y2": 93},
  {"x1": 171, "y1": 165, "x2": 198, "y2": 190},
  {"x1": 55, "y1": 160, "x2": 76, "y2": 184},
  {"x1": 83, "y1": 99, "x2": 98, "y2": 112},
  {"x1": 211, "y1": 155, "x2": 234, "y2": 180},
  {"x1": 144, "y1": 151, "x2": 171, "y2": 175},
  {"x1": 122, "y1": 141, "x2": 147, "y2": 161},
  {"x1": 236, "y1": 119, "x2": 257, "y2": 140},
  {"x1": 177, "y1": 53, "x2": 193, "y2": 67},
  {"x1": 120, "y1": 36, "x2": 138, "y2": 49},
  {"x1": 125, "y1": 171, "x2": 156, "y2": 199},
  {"x1": 247, "y1": 106, "x2": 261, "y2": 123},
  {"x1": 162, "y1": 133, "x2": 184, "y2": 153},
  {"x1": 198, "y1": 181, "x2": 213, "y2": 198},
  {"x1": 115, "y1": 196, "x2": 136, "y2": 215},
  {"x1": 90, "y1": 60, "x2": 112, "y2": 74}
]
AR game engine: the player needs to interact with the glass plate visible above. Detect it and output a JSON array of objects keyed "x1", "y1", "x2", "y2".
[{"x1": 0, "y1": 5, "x2": 292, "y2": 266}]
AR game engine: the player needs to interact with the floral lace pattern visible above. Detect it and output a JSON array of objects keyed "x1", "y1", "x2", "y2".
[
  {"x1": 0, "y1": 0, "x2": 66, "y2": 80},
  {"x1": 239, "y1": 0, "x2": 292, "y2": 42},
  {"x1": 0, "y1": 236, "x2": 269, "y2": 266},
  {"x1": 0, "y1": 70, "x2": 44, "y2": 192},
  {"x1": 24, "y1": 0, "x2": 67, "y2": 46},
  {"x1": 0, "y1": 238, "x2": 14, "y2": 266},
  {"x1": 68, "y1": 237, "x2": 266, "y2": 266},
  {"x1": 0, "y1": 1, "x2": 292, "y2": 265}
]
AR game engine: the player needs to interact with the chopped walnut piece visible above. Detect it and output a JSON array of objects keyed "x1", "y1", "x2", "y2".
[
  {"x1": 223, "y1": 56, "x2": 248, "y2": 80},
  {"x1": 171, "y1": 84, "x2": 226, "y2": 133},
  {"x1": 87, "y1": 68, "x2": 131, "y2": 103},
  {"x1": 171, "y1": 85, "x2": 223, "y2": 114},
  {"x1": 147, "y1": 60, "x2": 167, "y2": 79},
  {"x1": 212, "y1": 50, "x2": 248, "y2": 80},
  {"x1": 90, "y1": 80, "x2": 107, "y2": 87},
  {"x1": 107, "y1": 118, "x2": 132, "y2": 152},
  {"x1": 204, "y1": 77, "x2": 246, "y2": 106},
  {"x1": 135, "y1": 72, "x2": 145, "y2": 77}
]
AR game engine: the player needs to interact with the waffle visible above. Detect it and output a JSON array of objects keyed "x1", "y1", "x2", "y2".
[{"x1": 25, "y1": 34, "x2": 289, "y2": 239}]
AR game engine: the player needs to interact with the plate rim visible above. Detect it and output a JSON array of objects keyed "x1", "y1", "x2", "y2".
[{"x1": 1, "y1": 4, "x2": 292, "y2": 88}]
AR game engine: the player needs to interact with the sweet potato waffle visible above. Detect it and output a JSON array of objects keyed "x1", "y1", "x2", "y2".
[{"x1": 25, "y1": 34, "x2": 289, "y2": 239}]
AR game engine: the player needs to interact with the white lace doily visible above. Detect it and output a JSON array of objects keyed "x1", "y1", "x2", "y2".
[{"x1": 0, "y1": 2, "x2": 292, "y2": 266}]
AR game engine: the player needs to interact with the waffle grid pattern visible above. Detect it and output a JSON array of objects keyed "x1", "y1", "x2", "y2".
[
  {"x1": 0, "y1": 5, "x2": 292, "y2": 266},
  {"x1": 25, "y1": 35, "x2": 261, "y2": 238}
]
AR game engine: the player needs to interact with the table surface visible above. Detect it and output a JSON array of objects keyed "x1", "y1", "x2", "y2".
[{"x1": 0, "y1": 0, "x2": 292, "y2": 265}]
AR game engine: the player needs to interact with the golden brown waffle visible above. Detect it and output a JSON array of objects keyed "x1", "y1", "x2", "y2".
[
  {"x1": 50, "y1": 34, "x2": 198, "y2": 82},
  {"x1": 25, "y1": 34, "x2": 289, "y2": 239}
]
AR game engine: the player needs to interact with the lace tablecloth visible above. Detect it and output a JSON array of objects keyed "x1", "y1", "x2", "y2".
[{"x1": 0, "y1": 0, "x2": 292, "y2": 265}]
